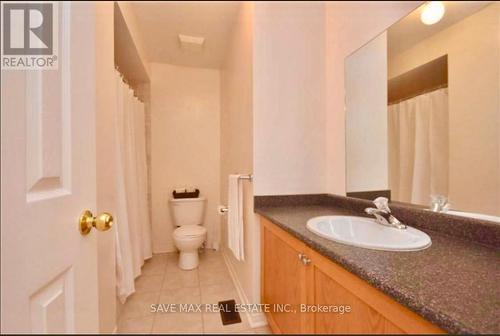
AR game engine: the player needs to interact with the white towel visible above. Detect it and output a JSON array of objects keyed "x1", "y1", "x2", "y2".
[{"x1": 228, "y1": 174, "x2": 245, "y2": 261}]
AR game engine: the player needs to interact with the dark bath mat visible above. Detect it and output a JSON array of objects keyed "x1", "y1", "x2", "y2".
[{"x1": 218, "y1": 299, "x2": 241, "y2": 325}]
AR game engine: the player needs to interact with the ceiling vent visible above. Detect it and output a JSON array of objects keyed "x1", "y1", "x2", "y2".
[{"x1": 178, "y1": 34, "x2": 205, "y2": 52}]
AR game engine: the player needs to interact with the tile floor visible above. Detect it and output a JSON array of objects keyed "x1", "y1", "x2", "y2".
[{"x1": 117, "y1": 250, "x2": 271, "y2": 334}]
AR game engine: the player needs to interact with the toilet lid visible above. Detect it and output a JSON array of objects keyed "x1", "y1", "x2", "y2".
[{"x1": 174, "y1": 225, "x2": 207, "y2": 238}]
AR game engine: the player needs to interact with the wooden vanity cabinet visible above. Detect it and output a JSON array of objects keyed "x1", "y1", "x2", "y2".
[
  {"x1": 261, "y1": 216, "x2": 310, "y2": 333},
  {"x1": 260, "y1": 217, "x2": 444, "y2": 334}
]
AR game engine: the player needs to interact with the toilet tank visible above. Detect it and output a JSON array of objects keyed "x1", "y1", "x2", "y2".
[{"x1": 169, "y1": 197, "x2": 206, "y2": 226}]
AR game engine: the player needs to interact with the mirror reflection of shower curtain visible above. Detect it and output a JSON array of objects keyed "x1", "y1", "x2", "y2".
[
  {"x1": 388, "y1": 88, "x2": 449, "y2": 205},
  {"x1": 114, "y1": 71, "x2": 153, "y2": 303}
]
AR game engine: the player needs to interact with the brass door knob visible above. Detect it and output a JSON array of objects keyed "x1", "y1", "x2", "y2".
[{"x1": 79, "y1": 210, "x2": 113, "y2": 235}]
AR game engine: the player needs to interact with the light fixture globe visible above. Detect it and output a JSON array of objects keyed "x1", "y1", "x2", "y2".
[{"x1": 420, "y1": 1, "x2": 445, "y2": 25}]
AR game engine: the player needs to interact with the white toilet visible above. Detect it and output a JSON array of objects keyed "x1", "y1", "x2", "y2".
[{"x1": 169, "y1": 197, "x2": 207, "y2": 270}]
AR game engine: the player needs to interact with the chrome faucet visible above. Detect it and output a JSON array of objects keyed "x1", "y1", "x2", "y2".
[
  {"x1": 364, "y1": 197, "x2": 407, "y2": 230},
  {"x1": 430, "y1": 195, "x2": 450, "y2": 213}
]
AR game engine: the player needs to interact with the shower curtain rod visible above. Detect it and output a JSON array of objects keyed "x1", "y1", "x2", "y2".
[{"x1": 388, "y1": 84, "x2": 448, "y2": 106}]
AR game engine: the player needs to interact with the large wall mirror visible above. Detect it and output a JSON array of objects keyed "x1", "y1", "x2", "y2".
[{"x1": 345, "y1": 1, "x2": 499, "y2": 221}]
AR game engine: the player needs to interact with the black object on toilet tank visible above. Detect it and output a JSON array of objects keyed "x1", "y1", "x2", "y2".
[{"x1": 172, "y1": 189, "x2": 200, "y2": 199}]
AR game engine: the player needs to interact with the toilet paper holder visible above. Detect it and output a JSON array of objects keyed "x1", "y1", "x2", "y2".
[
  {"x1": 218, "y1": 206, "x2": 229, "y2": 214},
  {"x1": 238, "y1": 174, "x2": 253, "y2": 181},
  {"x1": 218, "y1": 173, "x2": 253, "y2": 215}
]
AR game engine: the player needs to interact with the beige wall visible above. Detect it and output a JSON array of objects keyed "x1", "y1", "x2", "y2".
[
  {"x1": 218, "y1": 3, "x2": 421, "y2": 323},
  {"x1": 325, "y1": 1, "x2": 423, "y2": 195},
  {"x1": 131, "y1": 2, "x2": 424, "y2": 329},
  {"x1": 116, "y1": 2, "x2": 151, "y2": 78},
  {"x1": 345, "y1": 32, "x2": 388, "y2": 192},
  {"x1": 388, "y1": 4, "x2": 500, "y2": 215},
  {"x1": 220, "y1": 1, "x2": 263, "y2": 326},
  {"x1": 253, "y1": 1, "x2": 327, "y2": 195},
  {"x1": 150, "y1": 63, "x2": 221, "y2": 253},
  {"x1": 136, "y1": 83, "x2": 152, "y2": 221},
  {"x1": 219, "y1": 3, "x2": 330, "y2": 325},
  {"x1": 95, "y1": 2, "x2": 117, "y2": 333}
]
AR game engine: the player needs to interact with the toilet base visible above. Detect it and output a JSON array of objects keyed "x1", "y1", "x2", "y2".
[{"x1": 178, "y1": 251, "x2": 199, "y2": 270}]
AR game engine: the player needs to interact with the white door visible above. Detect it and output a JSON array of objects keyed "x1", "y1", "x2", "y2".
[{"x1": 1, "y1": 3, "x2": 102, "y2": 333}]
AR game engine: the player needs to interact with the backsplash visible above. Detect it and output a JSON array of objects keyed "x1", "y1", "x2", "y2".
[{"x1": 254, "y1": 194, "x2": 500, "y2": 249}]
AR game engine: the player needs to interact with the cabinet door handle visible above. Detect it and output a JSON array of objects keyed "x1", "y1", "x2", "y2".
[
  {"x1": 298, "y1": 253, "x2": 311, "y2": 265},
  {"x1": 301, "y1": 256, "x2": 311, "y2": 265}
]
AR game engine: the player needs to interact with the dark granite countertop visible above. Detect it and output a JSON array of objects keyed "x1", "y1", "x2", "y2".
[{"x1": 255, "y1": 197, "x2": 500, "y2": 334}]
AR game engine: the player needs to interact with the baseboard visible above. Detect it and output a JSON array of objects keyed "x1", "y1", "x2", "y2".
[
  {"x1": 154, "y1": 241, "x2": 219, "y2": 254},
  {"x1": 153, "y1": 247, "x2": 176, "y2": 254},
  {"x1": 221, "y1": 250, "x2": 268, "y2": 328}
]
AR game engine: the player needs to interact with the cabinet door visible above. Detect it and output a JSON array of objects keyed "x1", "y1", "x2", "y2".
[
  {"x1": 261, "y1": 218, "x2": 311, "y2": 334},
  {"x1": 308, "y1": 248, "x2": 443, "y2": 334},
  {"x1": 313, "y1": 266, "x2": 403, "y2": 333}
]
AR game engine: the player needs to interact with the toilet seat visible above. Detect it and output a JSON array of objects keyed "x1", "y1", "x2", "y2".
[{"x1": 174, "y1": 225, "x2": 207, "y2": 239}]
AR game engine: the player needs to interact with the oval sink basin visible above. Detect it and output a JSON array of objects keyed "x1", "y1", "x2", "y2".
[{"x1": 306, "y1": 216, "x2": 431, "y2": 251}]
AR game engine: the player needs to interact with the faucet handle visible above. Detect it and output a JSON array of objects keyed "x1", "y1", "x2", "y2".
[
  {"x1": 430, "y1": 194, "x2": 449, "y2": 212},
  {"x1": 365, "y1": 207, "x2": 387, "y2": 215},
  {"x1": 373, "y1": 197, "x2": 391, "y2": 213}
]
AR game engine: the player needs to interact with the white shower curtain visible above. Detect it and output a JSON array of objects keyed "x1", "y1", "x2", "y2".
[
  {"x1": 388, "y1": 88, "x2": 449, "y2": 205},
  {"x1": 114, "y1": 71, "x2": 152, "y2": 303}
]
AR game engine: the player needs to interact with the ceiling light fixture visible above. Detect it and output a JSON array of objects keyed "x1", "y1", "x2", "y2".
[
  {"x1": 420, "y1": 1, "x2": 445, "y2": 25},
  {"x1": 178, "y1": 34, "x2": 205, "y2": 52}
]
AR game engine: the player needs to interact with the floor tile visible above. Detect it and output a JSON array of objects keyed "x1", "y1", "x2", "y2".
[
  {"x1": 142, "y1": 257, "x2": 167, "y2": 276},
  {"x1": 119, "y1": 250, "x2": 271, "y2": 334},
  {"x1": 200, "y1": 283, "x2": 238, "y2": 305},
  {"x1": 150, "y1": 253, "x2": 170, "y2": 264},
  {"x1": 198, "y1": 250, "x2": 226, "y2": 267},
  {"x1": 251, "y1": 325, "x2": 272, "y2": 334},
  {"x1": 120, "y1": 292, "x2": 160, "y2": 320},
  {"x1": 135, "y1": 274, "x2": 164, "y2": 293},
  {"x1": 117, "y1": 316, "x2": 154, "y2": 334},
  {"x1": 164, "y1": 252, "x2": 179, "y2": 266},
  {"x1": 198, "y1": 259, "x2": 227, "y2": 273},
  {"x1": 162, "y1": 267, "x2": 199, "y2": 290},
  {"x1": 153, "y1": 312, "x2": 203, "y2": 334},
  {"x1": 159, "y1": 286, "x2": 201, "y2": 305},
  {"x1": 202, "y1": 310, "x2": 250, "y2": 334},
  {"x1": 234, "y1": 330, "x2": 258, "y2": 335},
  {"x1": 198, "y1": 264, "x2": 231, "y2": 286},
  {"x1": 198, "y1": 250, "x2": 224, "y2": 264}
]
